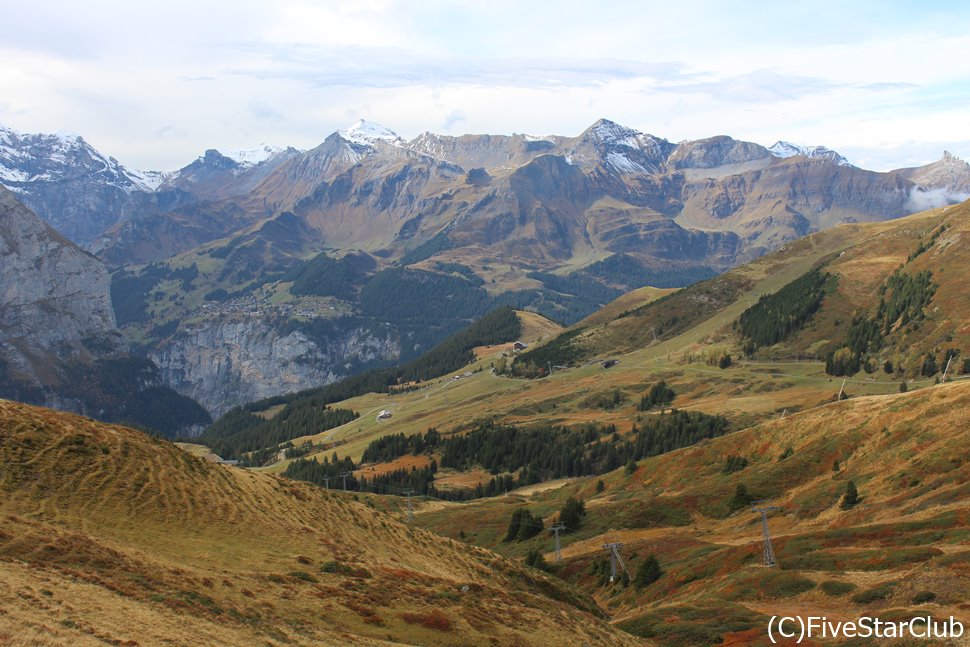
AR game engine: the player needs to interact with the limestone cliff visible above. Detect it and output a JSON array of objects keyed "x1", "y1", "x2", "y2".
[
  {"x1": 151, "y1": 318, "x2": 400, "y2": 416},
  {"x1": 0, "y1": 185, "x2": 121, "y2": 376},
  {"x1": 0, "y1": 186, "x2": 209, "y2": 436}
]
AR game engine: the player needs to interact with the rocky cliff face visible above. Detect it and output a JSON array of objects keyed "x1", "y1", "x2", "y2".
[
  {"x1": 0, "y1": 185, "x2": 121, "y2": 365},
  {"x1": 0, "y1": 186, "x2": 210, "y2": 436},
  {"x1": 151, "y1": 318, "x2": 400, "y2": 416}
]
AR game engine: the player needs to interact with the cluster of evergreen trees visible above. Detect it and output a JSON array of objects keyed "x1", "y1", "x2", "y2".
[
  {"x1": 278, "y1": 409, "x2": 728, "y2": 501},
  {"x1": 284, "y1": 251, "x2": 374, "y2": 300},
  {"x1": 360, "y1": 428, "x2": 441, "y2": 463},
  {"x1": 737, "y1": 268, "x2": 832, "y2": 354},
  {"x1": 359, "y1": 267, "x2": 494, "y2": 324},
  {"x1": 504, "y1": 508, "x2": 544, "y2": 542},
  {"x1": 508, "y1": 328, "x2": 587, "y2": 378},
  {"x1": 439, "y1": 421, "x2": 620, "y2": 481},
  {"x1": 558, "y1": 496, "x2": 586, "y2": 531},
  {"x1": 582, "y1": 253, "x2": 716, "y2": 290},
  {"x1": 722, "y1": 455, "x2": 748, "y2": 473},
  {"x1": 877, "y1": 270, "x2": 936, "y2": 335},
  {"x1": 826, "y1": 268, "x2": 937, "y2": 376},
  {"x1": 439, "y1": 410, "x2": 729, "y2": 493},
  {"x1": 201, "y1": 405, "x2": 358, "y2": 460},
  {"x1": 359, "y1": 463, "x2": 441, "y2": 497},
  {"x1": 907, "y1": 223, "x2": 948, "y2": 262},
  {"x1": 61, "y1": 357, "x2": 211, "y2": 438},
  {"x1": 282, "y1": 453, "x2": 358, "y2": 489},
  {"x1": 637, "y1": 380, "x2": 675, "y2": 411},
  {"x1": 110, "y1": 263, "x2": 189, "y2": 326}
]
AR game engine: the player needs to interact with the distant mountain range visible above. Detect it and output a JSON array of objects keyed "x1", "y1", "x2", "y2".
[
  {"x1": 3, "y1": 119, "x2": 968, "y2": 269},
  {"x1": 3, "y1": 118, "x2": 969, "y2": 418}
]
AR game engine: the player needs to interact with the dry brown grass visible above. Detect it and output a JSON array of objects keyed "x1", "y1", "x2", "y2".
[
  {"x1": 420, "y1": 382, "x2": 970, "y2": 645},
  {"x1": 0, "y1": 400, "x2": 646, "y2": 646}
]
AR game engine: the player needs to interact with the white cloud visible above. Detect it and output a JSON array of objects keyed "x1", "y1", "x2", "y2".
[{"x1": 0, "y1": 1, "x2": 968, "y2": 171}]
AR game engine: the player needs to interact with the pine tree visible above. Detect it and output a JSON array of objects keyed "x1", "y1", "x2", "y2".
[
  {"x1": 504, "y1": 509, "x2": 524, "y2": 542},
  {"x1": 841, "y1": 480, "x2": 860, "y2": 509},
  {"x1": 633, "y1": 555, "x2": 662, "y2": 590},
  {"x1": 524, "y1": 549, "x2": 548, "y2": 571},
  {"x1": 730, "y1": 484, "x2": 754, "y2": 511},
  {"x1": 559, "y1": 497, "x2": 586, "y2": 531}
]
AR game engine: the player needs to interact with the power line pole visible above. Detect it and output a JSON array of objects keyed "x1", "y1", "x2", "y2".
[
  {"x1": 751, "y1": 505, "x2": 781, "y2": 567},
  {"x1": 603, "y1": 542, "x2": 628, "y2": 582},
  {"x1": 550, "y1": 523, "x2": 565, "y2": 562},
  {"x1": 339, "y1": 472, "x2": 350, "y2": 490}
]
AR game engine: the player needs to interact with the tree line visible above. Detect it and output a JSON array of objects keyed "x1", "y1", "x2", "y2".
[{"x1": 280, "y1": 409, "x2": 729, "y2": 501}]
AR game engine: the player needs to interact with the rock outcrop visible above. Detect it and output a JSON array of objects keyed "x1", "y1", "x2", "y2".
[
  {"x1": 0, "y1": 185, "x2": 121, "y2": 369},
  {"x1": 0, "y1": 186, "x2": 209, "y2": 436},
  {"x1": 151, "y1": 318, "x2": 400, "y2": 416}
]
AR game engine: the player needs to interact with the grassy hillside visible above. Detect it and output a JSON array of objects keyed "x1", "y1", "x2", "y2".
[
  {"x1": 418, "y1": 382, "x2": 970, "y2": 645},
  {"x1": 0, "y1": 400, "x2": 643, "y2": 646},
  {"x1": 235, "y1": 205, "x2": 965, "y2": 473}
]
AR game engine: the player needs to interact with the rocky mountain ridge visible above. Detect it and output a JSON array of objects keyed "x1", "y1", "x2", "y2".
[{"x1": 5, "y1": 119, "x2": 967, "y2": 266}]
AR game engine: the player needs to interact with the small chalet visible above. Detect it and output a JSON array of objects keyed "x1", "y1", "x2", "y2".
[{"x1": 512, "y1": 341, "x2": 528, "y2": 352}]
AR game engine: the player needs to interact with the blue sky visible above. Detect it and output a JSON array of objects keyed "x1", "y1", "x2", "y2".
[{"x1": 1, "y1": 0, "x2": 968, "y2": 171}]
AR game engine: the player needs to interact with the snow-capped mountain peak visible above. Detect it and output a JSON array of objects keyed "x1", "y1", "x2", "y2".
[
  {"x1": 588, "y1": 118, "x2": 643, "y2": 148},
  {"x1": 769, "y1": 141, "x2": 852, "y2": 167},
  {"x1": 222, "y1": 144, "x2": 286, "y2": 167},
  {"x1": 574, "y1": 118, "x2": 671, "y2": 175},
  {"x1": 339, "y1": 119, "x2": 404, "y2": 147}
]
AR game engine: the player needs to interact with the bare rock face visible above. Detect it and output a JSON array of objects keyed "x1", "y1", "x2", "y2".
[
  {"x1": 150, "y1": 319, "x2": 400, "y2": 417},
  {"x1": 0, "y1": 186, "x2": 121, "y2": 359},
  {"x1": 669, "y1": 136, "x2": 773, "y2": 170}
]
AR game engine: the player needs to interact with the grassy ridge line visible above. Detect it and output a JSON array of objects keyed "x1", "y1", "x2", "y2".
[{"x1": 0, "y1": 399, "x2": 645, "y2": 647}]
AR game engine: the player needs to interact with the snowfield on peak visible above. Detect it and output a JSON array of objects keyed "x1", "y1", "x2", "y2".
[
  {"x1": 340, "y1": 119, "x2": 404, "y2": 147},
  {"x1": 769, "y1": 141, "x2": 853, "y2": 167},
  {"x1": 222, "y1": 144, "x2": 288, "y2": 167}
]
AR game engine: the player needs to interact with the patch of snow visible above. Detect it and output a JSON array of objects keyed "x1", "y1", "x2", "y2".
[
  {"x1": 606, "y1": 151, "x2": 647, "y2": 174},
  {"x1": 124, "y1": 168, "x2": 173, "y2": 191},
  {"x1": 222, "y1": 144, "x2": 285, "y2": 167},
  {"x1": 0, "y1": 167, "x2": 29, "y2": 182},
  {"x1": 769, "y1": 141, "x2": 852, "y2": 167},
  {"x1": 340, "y1": 119, "x2": 404, "y2": 147},
  {"x1": 591, "y1": 119, "x2": 642, "y2": 148}
]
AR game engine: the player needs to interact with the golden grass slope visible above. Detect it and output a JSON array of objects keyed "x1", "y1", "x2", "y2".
[
  {"x1": 419, "y1": 381, "x2": 970, "y2": 644},
  {"x1": 0, "y1": 400, "x2": 645, "y2": 646}
]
